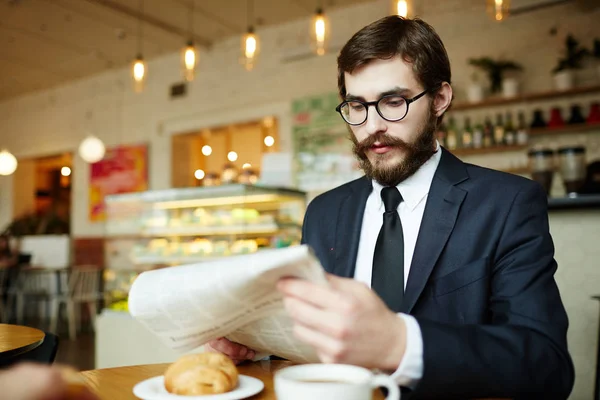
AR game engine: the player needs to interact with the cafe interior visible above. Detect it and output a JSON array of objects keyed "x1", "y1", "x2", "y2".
[{"x1": 0, "y1": 0, "x2": 599, "y2": 398}]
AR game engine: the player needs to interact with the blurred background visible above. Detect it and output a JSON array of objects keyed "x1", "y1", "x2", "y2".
[{"x1": 0, "y1": 0, "x2": 599, "y2": 398}]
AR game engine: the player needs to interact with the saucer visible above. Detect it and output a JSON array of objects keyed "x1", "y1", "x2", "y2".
[{"x1": 133, "y1": 375, "x2": 264, "y2": 400}]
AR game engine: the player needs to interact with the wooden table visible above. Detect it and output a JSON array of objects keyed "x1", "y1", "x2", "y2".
[
  {"x1": 0, "y1": 323, "x2": 45, "y2": 359},
  {"x1": 80, "y1": 360, "x2": 386, "y2": 400}
]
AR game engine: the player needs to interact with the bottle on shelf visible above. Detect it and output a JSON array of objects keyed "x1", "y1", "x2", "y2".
[
  {"x1": 516, "y1": 111, "x2": 529, "y2": 145},
  {"x1": 493, "y1": 113, "x2": 505, "y2": 146},
  {"x1": 462, "y1": 117, "x2": 473, "y2": 149},
  {"x1": 446, "y1": 116, "x2": 459, "y2": 150},
  {"x1": 472, "y1": 120, "x2": 484, "y2": 149},
  {"x1": 483, "y1": 117, "x2": 494, "y2": 148},
  {"x1": 504, "y1": 112, "x2": 516, "y2": 146}
]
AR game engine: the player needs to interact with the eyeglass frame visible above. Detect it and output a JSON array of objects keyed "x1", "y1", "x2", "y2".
[{"x1": 335, "y1": 87, "x2": 437, "y2": 126}]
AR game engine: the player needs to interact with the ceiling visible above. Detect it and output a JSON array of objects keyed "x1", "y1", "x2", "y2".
[{"x1": 0, "y1": 0, "x2": 374, "y2": 102}]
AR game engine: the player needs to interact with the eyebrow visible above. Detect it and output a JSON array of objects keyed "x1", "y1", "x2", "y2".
[{"x1": 345, "y1": 86, "x2": 411, "y2": 102}]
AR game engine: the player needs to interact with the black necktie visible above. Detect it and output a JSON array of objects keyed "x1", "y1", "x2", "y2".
[{"x1": 372, "y1": 187, "x2": 404, "y2": 312}]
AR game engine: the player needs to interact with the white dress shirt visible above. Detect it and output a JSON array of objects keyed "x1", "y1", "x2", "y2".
[{"x1": 353, "y1": 144, "x2": 442, "y2": 389}]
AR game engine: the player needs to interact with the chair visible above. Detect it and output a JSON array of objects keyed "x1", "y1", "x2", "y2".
[
  {"x1": 0, "y1": 332, "x2": 59, "y2": 369},
  {"x1": 0, "y1": 268, "x2": 9, "y2": 322},
  {"x1": 49, "y1": 266, "x2": 102, "y2": 340}
]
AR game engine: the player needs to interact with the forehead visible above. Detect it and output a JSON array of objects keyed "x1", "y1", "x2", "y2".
[{"x1": 344, "y1": 56, "x2": 420, "y2": 99}]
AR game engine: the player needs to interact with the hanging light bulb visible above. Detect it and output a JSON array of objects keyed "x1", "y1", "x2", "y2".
[
  {"x1": 390, "y1": 0, "x2": 411, "y2": 17},
  {"x1": 79, "y1": 135, "x2": 106, "y2": 164},
  {"x1": 182, "y1": 0, "x2": 198, "y2": 81},
  {"x1": 311, "y1": 8, "x2": 329, "y2": 56},
  {"x1": 487, "y1": 0, "x2": 510, "y2": 22},
  {"x1": 0, "y1": 149, "x2": 18, "y2": 176},
  {"x1": 181, "y1": 41, "x2": 198, "y2": 81},
  {"x1": 132, "y1": 55, "x2": 146, "y2": 93},
  {"x1": 241, "y1": 27, "x2": 259, "y2": 71}
]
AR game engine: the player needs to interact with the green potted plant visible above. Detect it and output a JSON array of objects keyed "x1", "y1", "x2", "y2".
[
  {"x1": 552, "y1": 35, "x2": 589, "y2": 91},
  {"x1": 468, "y1": 57, "x2": 523, "y2": 99}
]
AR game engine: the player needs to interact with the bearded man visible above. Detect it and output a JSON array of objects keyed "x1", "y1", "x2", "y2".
[{"x1": 206, "y1": 16, "x2": 574, "y2": 399}]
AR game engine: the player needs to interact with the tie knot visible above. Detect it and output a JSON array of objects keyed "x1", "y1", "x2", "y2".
[{"x1": 381, "y1": 187, "x2": 403, "y2": 212}]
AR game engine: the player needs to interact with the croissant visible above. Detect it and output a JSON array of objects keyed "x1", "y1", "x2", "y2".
[{"x1": 164, "y1": 352, "x2": 239, "y2": 395}]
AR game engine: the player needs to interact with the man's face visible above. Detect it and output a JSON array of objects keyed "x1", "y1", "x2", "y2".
[{"x1": 344, "y1": 56, "x2": 438, "y2": 186}]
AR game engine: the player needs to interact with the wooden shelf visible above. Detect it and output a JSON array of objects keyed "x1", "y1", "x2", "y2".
[
  {"x1": 451, "y1": 85, "x2": 600, "y2": 112},
  {"x1": 529, "y1": 123, "x2": 600, "y2": 136},
  {"x1": 452, "y1": 144, "x2": 527, "y2": 157}
]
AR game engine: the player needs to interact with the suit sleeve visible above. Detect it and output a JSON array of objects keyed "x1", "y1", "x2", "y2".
[{"x1": 411, "y1": 183, "x2": 574, "y2": 399}]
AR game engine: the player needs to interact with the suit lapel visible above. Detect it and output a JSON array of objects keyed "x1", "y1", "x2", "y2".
[
  {"x1": 401, "y1": 149, "x2": 468, "y2": 313},
  {"x1": 334, "y1": 176, "x2": 372, "y2": 278}
]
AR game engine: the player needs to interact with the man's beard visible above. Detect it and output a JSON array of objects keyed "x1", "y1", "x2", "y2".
[{"x1": 350, "y1": 106, "x2": 438, "y2": 187}]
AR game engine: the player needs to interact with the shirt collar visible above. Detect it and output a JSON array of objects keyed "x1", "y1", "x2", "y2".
[{"x1": 372, "y1": 141, "x2": 441, "y2": 212}]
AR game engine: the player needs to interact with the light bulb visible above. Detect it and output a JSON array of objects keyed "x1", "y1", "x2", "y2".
[
  {"x1": 264, "y1": 136, "x2": 275, "y2": 147},
  {"x1": 397, "y1": 0, "x2": 408, "y2": 17},
  {"x1": 201, "y1": 145, "x2": 212, "y2": 156},
  {"x1": 311, "y1": 9, "x2": 329, "y2": 56},
  {"x1": 0, "y1": 150, "x2": 18, "y2": 176},
  {"x1": 242, "y1": 163, "x2": 251, "y2": 169},
  {"x1": 194, "y1": 169, "x2": 205, "y2": 180},
  {"x1": 227, "y1": 151, "x2": 238, "y2": 162},
  {"x1": 61, "y1": 166, "x2": 71, "y2": 177},
  {"x1": 182, "y1": 41, "x2": 197, "y2": 81},
  {"x1": 241, "y1": 28, "x2": 259, "y2": 71},
  {"x1": 78, "y1": 135, "x2": 106, "y2": 164},
  {"x1": 487, "y1": 0, "x2": 510, "y2": 22},
  {"x1": 132, "y1": 55, "x2": 146, "y2": 93}
]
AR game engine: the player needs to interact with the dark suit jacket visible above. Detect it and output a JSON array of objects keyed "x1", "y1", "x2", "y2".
[{"x1": 301, "y1": 148, "x2": 574, "y2": 399}]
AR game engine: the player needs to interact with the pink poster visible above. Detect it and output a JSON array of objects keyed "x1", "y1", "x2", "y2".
[{"x1": 89, "y1": 144, "x2": 148, "y2": 221}]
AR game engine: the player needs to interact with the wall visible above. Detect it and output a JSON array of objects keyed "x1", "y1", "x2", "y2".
[
  {"x1": 0, "y1": 0, "x2": 598, "y2": 397},
  {"x1": 0, "y1": 0, "x2": 598, "y2": 235}
]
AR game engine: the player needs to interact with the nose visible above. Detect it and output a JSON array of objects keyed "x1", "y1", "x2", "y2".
[{"x1": 363, "y1": 104, "x2": 387, "y2": 137}]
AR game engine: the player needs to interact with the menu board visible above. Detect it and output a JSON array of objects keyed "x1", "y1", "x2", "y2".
[{"x1": 292, "y1": 92, "x2": 361, "y2": 196}]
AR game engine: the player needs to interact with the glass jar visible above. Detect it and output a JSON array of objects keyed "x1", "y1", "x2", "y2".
[
  {"x1": 558, "y1": 146, "x2": 586, "y2": 195},
  {"x1": 528, "y1": 149, "x2": 555, "y2": 195}
]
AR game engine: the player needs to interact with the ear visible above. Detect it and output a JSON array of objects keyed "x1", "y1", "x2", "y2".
[{"x1": 432, "y1": 82, "x2": 453, "y2": 117}]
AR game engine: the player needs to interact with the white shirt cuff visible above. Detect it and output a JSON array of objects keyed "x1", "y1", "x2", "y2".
[{"x1": 389, "y1": 313, "x2": 423, "y2": 389}]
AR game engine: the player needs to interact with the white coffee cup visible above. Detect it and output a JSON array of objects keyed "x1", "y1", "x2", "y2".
[{"x1": 274, "y1": 364, "x2": 400, "y2": 400}]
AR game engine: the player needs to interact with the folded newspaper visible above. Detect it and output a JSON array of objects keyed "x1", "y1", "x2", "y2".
[{"x1": 128, "y1": 245, "x2": 328, "y2": 363}]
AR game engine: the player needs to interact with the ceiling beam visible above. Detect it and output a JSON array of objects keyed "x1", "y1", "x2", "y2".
[{"x1": 84, "y1": 0, "x2": 212, "y2": 48}]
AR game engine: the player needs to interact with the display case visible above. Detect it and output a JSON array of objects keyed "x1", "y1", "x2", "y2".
[{"x1": 102, "y1": 184, "x2": 306, "y2": 311}]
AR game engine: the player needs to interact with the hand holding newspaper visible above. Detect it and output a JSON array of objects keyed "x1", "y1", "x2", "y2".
[{"x1": 128, "y1": 245, "x2": 328, "y2": 363}]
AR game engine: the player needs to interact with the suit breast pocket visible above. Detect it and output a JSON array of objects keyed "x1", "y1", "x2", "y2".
[{"x1": 430, "y1": 257, "x2": 490, "y2": 297}]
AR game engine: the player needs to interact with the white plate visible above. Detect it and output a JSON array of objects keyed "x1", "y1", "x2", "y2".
[{"x1": 133, "y1": 375, "x2": 264, "y2": 400}]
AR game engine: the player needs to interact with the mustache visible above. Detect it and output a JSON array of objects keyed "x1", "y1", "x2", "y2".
[{"x1": 352, "y1": 133, "x2": 413, "y2": 155}]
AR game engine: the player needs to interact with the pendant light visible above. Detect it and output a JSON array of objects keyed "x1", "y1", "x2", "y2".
[
  {"x1": 132, "y1": 0, "x2": 147, "y2": 92},
  {"x1": 392, "y1": 0, "x2": 410, "y2": 18},
  {"x1": 487, "y1": 0, "x2": 510, "y2": 22},
  {"x1": 78, "y1": 110, "x2": 106, "y2": 164},
  {"x1": 79, "y1": 136, "x2": 106, "y2": 164},
  {"x1": 0, "y1": 149, "x2": 18, "y2": 176},
  {"x1": 181, "y1": 0, "x2": 198, "y2": 81},
  {"x1": 310, "y1": 6, "x2": 329, "y2": 56},
  {"x1": 241, "y1": 0, "x2": 259, "y2": 71}
]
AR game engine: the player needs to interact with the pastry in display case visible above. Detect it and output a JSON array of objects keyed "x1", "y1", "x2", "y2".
[{"x1": 102, "y1": 184, "x2": 306, "y2": 311}]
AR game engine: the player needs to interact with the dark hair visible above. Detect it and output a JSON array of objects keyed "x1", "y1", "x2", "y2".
[{"x1": 337, "y1": 16, "x2": 451, "y2": 100}]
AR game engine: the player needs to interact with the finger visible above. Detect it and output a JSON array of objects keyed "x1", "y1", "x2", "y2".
[
  {"x1": 292, "y1": 324, "x2": 345, "y2": 363},
  {"x1": 0, "y1": 363, "x2": 66, "y2": 400},
  {"x1": 284, "y1": 297, "x2": 343, "y2": 337},
  {"x1": 277, "y1": 278, "x2": 345, "y2": 309},
  {"x1": 207, "y1": 338, "x2": 255, "y2": 360}
]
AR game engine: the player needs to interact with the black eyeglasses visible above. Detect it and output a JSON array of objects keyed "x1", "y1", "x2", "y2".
[{"x1": 335, "y1": 88, "x2": 432, "y2": 126}]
